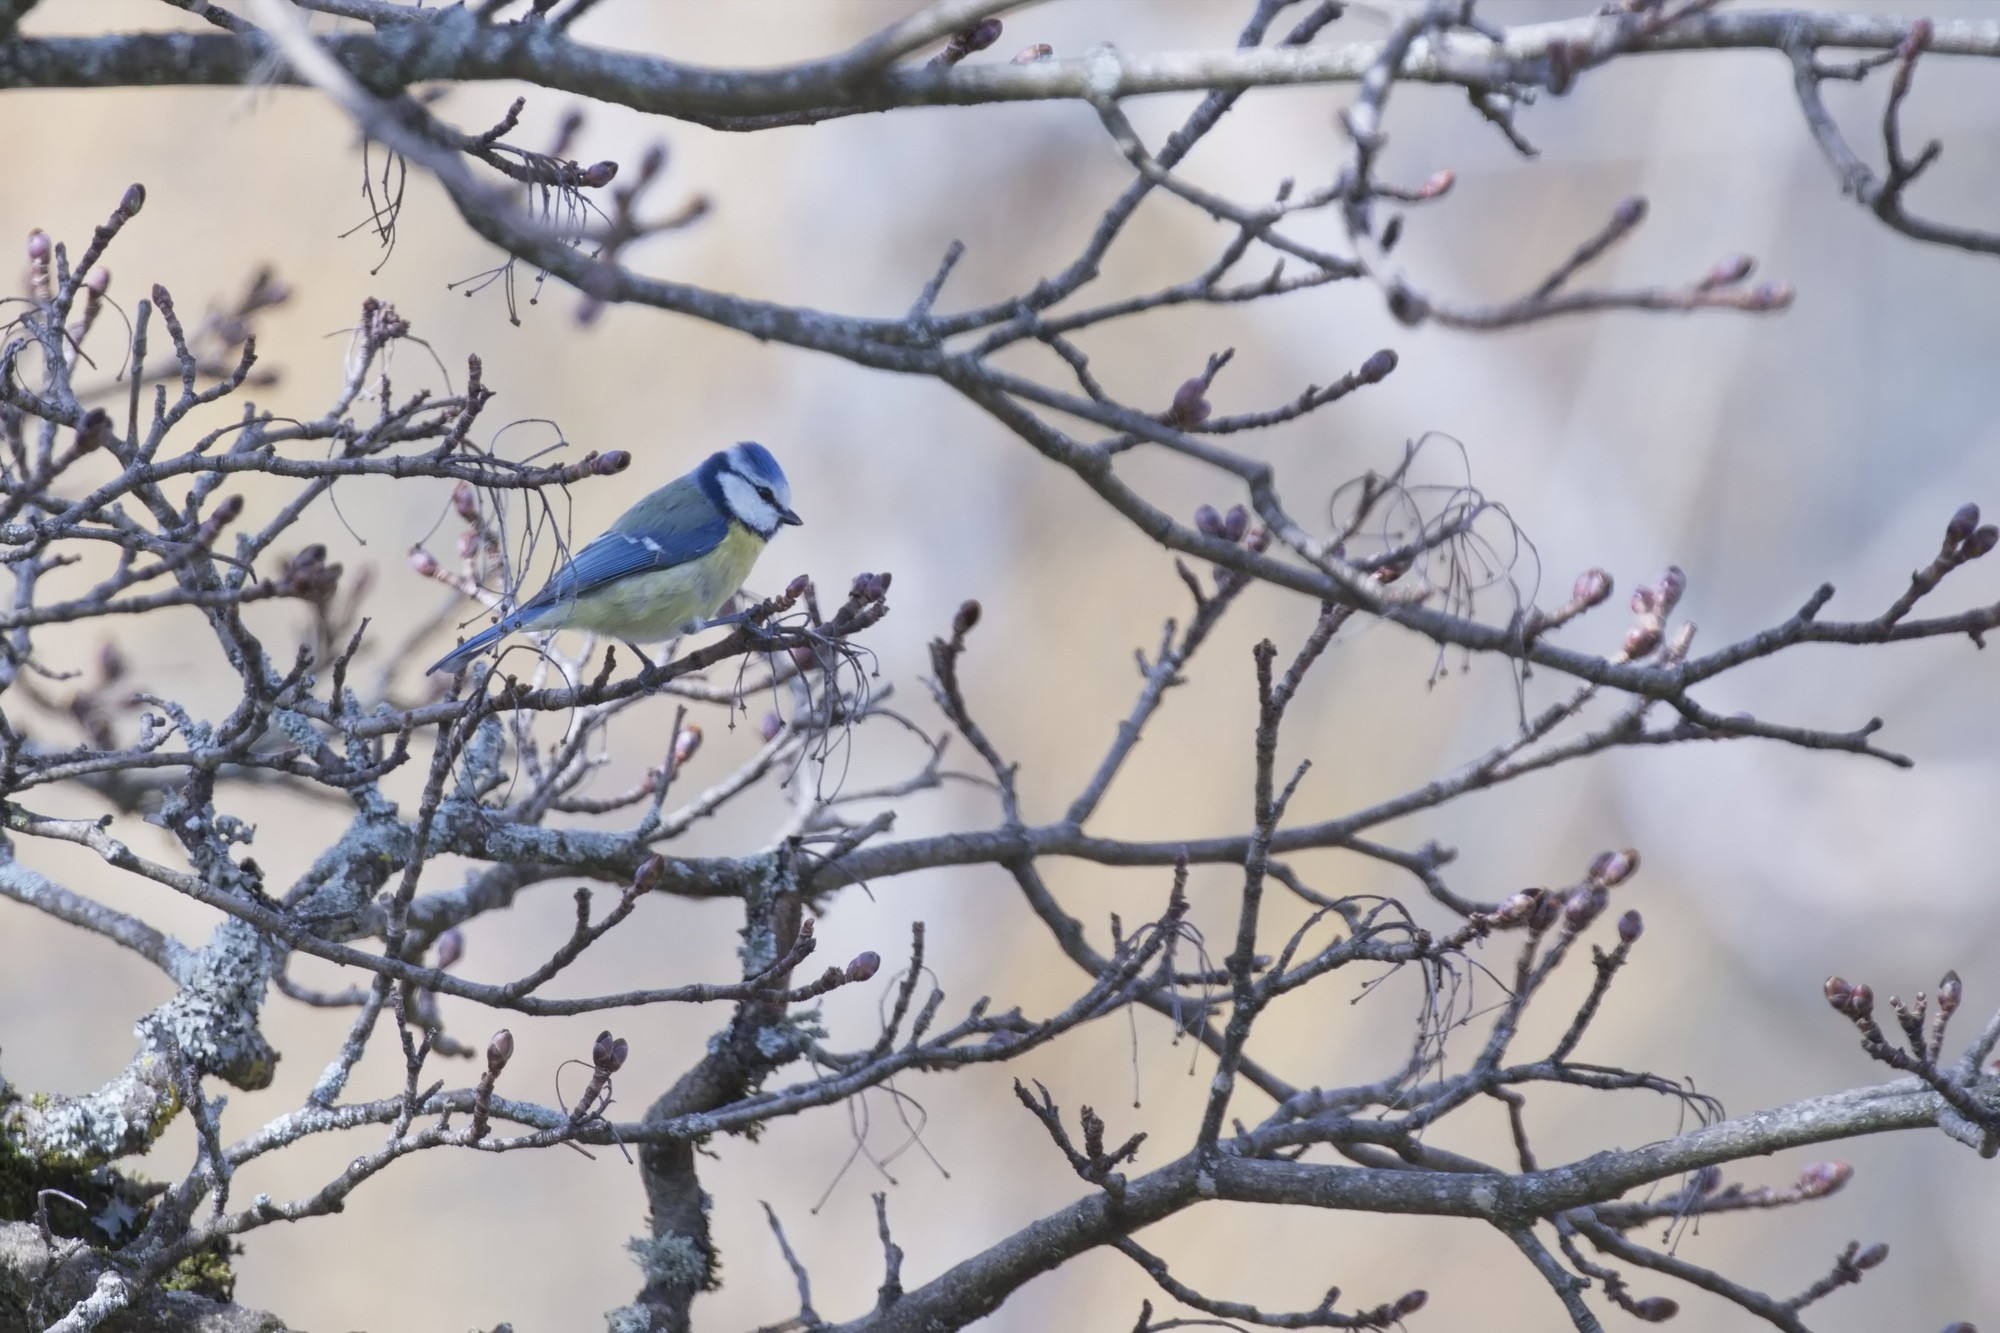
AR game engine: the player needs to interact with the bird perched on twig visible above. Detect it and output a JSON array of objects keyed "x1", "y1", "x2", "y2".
[{"x1": 428, "y1": 442, "x2": 801, "y2": 676}]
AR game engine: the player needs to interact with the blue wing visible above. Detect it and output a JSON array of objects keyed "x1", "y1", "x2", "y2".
[
  {"x1": 426, "y1": 474, "x2": 728, "y2": 675},
  {"x1": 521, "y1": 512, "x2": 729, "y2": 618}
]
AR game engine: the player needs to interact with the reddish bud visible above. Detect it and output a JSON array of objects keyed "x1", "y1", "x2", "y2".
[
  {"x1": 1963, "y1": 526, "x2": 1999, "y2": 560},
  {"x1": 1393, "y1": 1291, "x2": 1428, "y2": 1316},
  {"x1": 759, "y1": 712, "x2": 784, "y2": 742},
  {"x1": 1617, "y1": 909, "x2": 1643, "y2": 944},
  {"x1": 1221, "y1": 505, "x2": 1249, "y2": 543},
  {"x1": 1825, "y1": 975, "x2": 1853, "y2": 1008},
  {"x1": 120, "y1": 183, "x2": 147, "y2": 217},
  {"x1": 85, "y1": 267, "x2": 110, "y2": 295},
  {"x1": 1849, "y1": 983, "x2": 1874, "y2": 1018},
  {"x1": 486, "y1": 1029, "x2": 514, "y2": 1073},
  {"x1": 1855, "y1": 1242, "x2": 1888, "y2": 1270},
  {"x1": 592, "y1": 450, "x2": 632, "y2": 475},
  {"x1": 1938, "y1": 969, "x2": 1962, "y2": 1016},
  {"x1": 578, "y1": 160, "x2": 619, "y2": 189},
  {"x1": 673, "y1": 725, "x2": 702, "y2": 766},
  {"x1": 1944, "y1": 502, "x2": 1980, "y2": 547},
  {"x1": 1797, "y1": 1161, "x2": 1852, "y2": 1197},
  {"x1": 1564, "y1": 884, "x2": 1608, "y2": 931},
  {"x1": 1493, "y1": 889, "x2": 1540, "y2": 926},
  {"x1": 434, "y1": 928, "x2": 464, "y2": 970},
  {"x1": 1588, "y1": 848, "x2": 1639, "y2": 887},
  {"x1": 592, "y1": 1030, "x2": 628, "y2": 1073},
  {"x1": 1194, "y1": 504, "x2": 1226, "y2": 538},
  {"x1": 1690, "y1": 1165, "x2": 1723, "y2": 1196},
  {"x1": 1655, "y1": 566, "x2": 1687, "y2": 615},
  {"x1": 1610, "y1": 195, "x2": 1648, "y2": 232},
  {"x1": 453, "y1": 481, "x2": 479, "y2": 523},
  {"x1": 1423, "y1": 169, "x2": 1456, "y2": 197},
  {"x1": 1940, "y1": 1324, "x2": 1977, "y2": 1333},
  {"x1": 953, "y1": 599, "x2": 982, "y2": 636},
  {"x1": 210, "y1": 494, "x2": 244, "y2": 526},
  {"x1": 846, "y1": 951, "x2": 881, "y2": 983},
  {"x1": 25, "y1": 229, "x2": 49, "y2": 262},
  {"x1": 1572, "y1": 568, "x2": 1613, "y2": 607},
  {"x1": 1359, "y1": 348, "x2": 1398, "y2": 383},
  {"x1": 409, "y1": 547, "x2": 441, "y2": 577},
  {"x1": 1624, "y1": 624, "x2": 1661, "y2": 659},
  {"x1": 1012, "y1": 43, "x2": 1055, "y2": 63},
  {"x1": 1528, "y1": 891, "x2": 1562, "y2": 934},
  {"x1": 1244, "y1": 525, "x2": 1270, "y2": 554},
  {"x1": 1629, "y1": 1296, "x2": 1679, "y2": 1322}
]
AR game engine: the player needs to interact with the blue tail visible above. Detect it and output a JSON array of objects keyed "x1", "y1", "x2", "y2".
[{"x1": 427, "y1": 616, "x2": 517, "y2": 676}]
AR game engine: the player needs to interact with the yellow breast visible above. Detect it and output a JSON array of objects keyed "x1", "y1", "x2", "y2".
[{"x1": 561, "y1": 522, "x2": 768, "y2": 641}]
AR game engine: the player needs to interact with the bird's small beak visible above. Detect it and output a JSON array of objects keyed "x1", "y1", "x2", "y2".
[{"x1": 779, "y1": 508, "x2": 803, "y2": 527}]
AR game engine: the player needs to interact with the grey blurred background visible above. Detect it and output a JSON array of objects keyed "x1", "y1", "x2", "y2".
[{"x1": 2, "y1": 1, "x2": 1997, "y2": 1328}]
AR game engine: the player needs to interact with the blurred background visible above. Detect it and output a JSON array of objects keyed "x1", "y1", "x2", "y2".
[{"x1": 3, "y1": 1, "x2": 1998, "y2": 1328}]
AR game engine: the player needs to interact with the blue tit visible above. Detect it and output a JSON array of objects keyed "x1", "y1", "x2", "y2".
[{"x1": 427, "y1": 442, "x2": 801, "y2": 675}]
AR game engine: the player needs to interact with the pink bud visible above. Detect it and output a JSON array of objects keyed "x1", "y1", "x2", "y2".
[
  {"x1": 1624, "y1": 624, "x2": 1661, "y2": 659},
  {"x1": 954, "y1": 599, "x2": 982, "y2": 635},
  {"x1": 1617, "y1": 909, "x2": 1643, "y2": 944},
  {"x1": 1797, "y1": 1161, "x2": 1852, "y2": 1197},
  {"x1": 1938, "y1": 969, "x2": 1962, "y2": 1015},
  {"x1": 759, "y1": 713, "x2": 783, "y2": 742},
  {"x1": 673, "y1": 725, "x2": 702, "y2": 766},
  {"x1": 25, "y1": 229, "x2": 49, "y2": 262},
  {"x1": 434, "y1": 928, "x2": 464, "y2": 970},
  {"x1": 579, "y1": 161, "x2": 619, "y2": 189},
  {"x1": 1702, "y1": 253, "x2": 1754, "y2": 288},
  {"x1": 846, "y1": 951, "x2": 881, "y2": 983},
  {"x1": 486, "y1": 1029, "x2": 513, "y2": 1073},
  {"x1": 1655, "y1": 566, "x2": 1687, "y2": 615},
  {"x1": 1011, "y1": 43, "x2": 1054, "y2": 63},
  {"x1": 1572, "y1": 568, "x2": 1613, "y2": 607},
  {"x1": 409, "y1": 548, "x2": 441, "y2": 577},
  {"x1": 592, "y1": 450, "x2": 631, "y2": 475},
  {"x1": 1945, "y1": 503, "x2": 1981, "y2": 547},
  {"x1": 1194, "y1": 504, "x2": 1225, "y2": 538},
  {"x1": 592, "y1": 1029, "x2": 628, "y2": 1073},
  {"x1": 1563, "y1": 885, "x2": 1608, "y2": 931},
  {"x1": 1854, "y1": 1242, "x2": 1887, "y2": 1270},
  {"x1": 1963, "y1": 526, "x2": 1999, "y2": 559}
]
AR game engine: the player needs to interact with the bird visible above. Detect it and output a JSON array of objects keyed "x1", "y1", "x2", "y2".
[{"x1": 427, "y1": 441, "x2": 801, "y2": 676}]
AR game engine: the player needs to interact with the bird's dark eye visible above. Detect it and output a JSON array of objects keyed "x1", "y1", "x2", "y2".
[{"x1": 756, "y1": 486, "x2": 775, "y2": 502}]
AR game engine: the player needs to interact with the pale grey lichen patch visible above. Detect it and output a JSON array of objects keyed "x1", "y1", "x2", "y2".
[{"x1": 626, "y1": 1233, "x2": 708, "y2": 1290}]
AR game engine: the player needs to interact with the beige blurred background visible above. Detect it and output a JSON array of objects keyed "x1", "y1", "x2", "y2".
[{"x1": 3, "y1": 0, "x2": 1998, "y2": 1329}]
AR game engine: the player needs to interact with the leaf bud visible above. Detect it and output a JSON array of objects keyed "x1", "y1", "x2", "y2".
[
  {"x1": 1222, "y1": 504, "x2": 1249, "y2": 543},
  {"x1": 1359, "y1": 348, "x2": 1398, "y2": 383},
  {"x1": 1617, "y1": 909, "x2": 1643, "y2": 944},
  {"x1": 1937, "y1": 969, "x2": 1962, "y2": 1016},
  {"x1": 434, "y1": 928, "x2": 464, "y2": 970},
  {"x1": 1655, "y1": 566, "x2": 1687, "y2": 615},
  {"x1": 1945, "y1": 502, "x2": 1981, "y2": 548},
  {"x1": 759, "y1": 712, "x2": 784, "y2": 742},
  {"x1": 1573, "y1": 568, "x2": 1613, "y2": 607},
  {"x1": 486, "y1": 1029, "x2": 514, "y2": 1074},
  {"x1": 673, "y1": 724, "x2": 702, "y2": 766},
  {"x1": 1563, "y1": 884, "x2": 1608, "y2": 931},
  {"x1": 1168, "y1": 376, "x2": 1212, "y2": 428},
  {"x1": 1012, "y1": 43, "x2": 1055, "y2": 63},
  {"x1": 592, "y1": 450, "x2": 631, "y2": 475},
  {"x1": 1493, "y1": 889, "x2": 1540, "y2": 926},
  {"x1": 1855, "y1": 1242, "x2": 1888, "y2": 1270},
  {"x1": 1528, "y1": 891, "x2": 1562, "y2": 934},
  {"x1": 1629, "y1": 1296, "x2": 1679, "y2": 1322},
  {"x1": 25, "y1": 228, "x2": 49, "y2": 262},
  {"x1": 408, "y1": 547, "x2": 441, "y2": 577},
  {"x1": 1393, "y1": 1290, "x2": 1428, "y2": 1316},
  {"x1": 1702, "y1": 253, "x2": 1754, "y2": 288},
  {"x1": 120, "y1": 183, "x2": 147, "y2": 217},
  {"x1": 578, "y1": 160, "x2": 619, "y2": 189},
  {"x1": 1194, "y1": 503, "x2": 1226, "y2": 538},
  {"x1": 961, "y1": 17, "x2": 1003, "y2": 51},
  {"x1": 846, "y1": 951, "x2": 881, "y2": 983},
  {"x1": 1422, "y1": 168, "x2": 1456, "y2": 197},
  {"x1": 592, "y1": 1030, "x2": 629, "y2": 1074},
  {"x1": 1623, "y1": 624, "x2": 1661, "y2": 659},
  {"x1": 1796, "y1": 1160, "x2": 1852, "y2": 1197},
  {"x1": 1963, "y1": 525, "x2": 1999, "y2": 560},
  {"x1": 1744, "y1": 282, "x2": 1794, "y2": 310},
  {"x1": 1849, "y1": 982, "x2": 1874, "y2": 1018},
  {"x1": 1825, "y1": 975, "x2": 1854, "y2": 1008},
  {"x1": 953, "y1": 599, "x2": 982, "y2": 636},
  {"x1": 1690, "y1": 1165, "x2": 1722, "y2": 1196},
  {"x1": 1610, "y1": 195, "x2": 1648, "y2": 232},
  {"x1": 1588, "y1": 848, "x2": 1639, "y2": 887}
]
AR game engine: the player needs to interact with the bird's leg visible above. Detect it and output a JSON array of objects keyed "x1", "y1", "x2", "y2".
[{"x1": 623, "y1": 640, "x2": 662, "y2": 673}]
